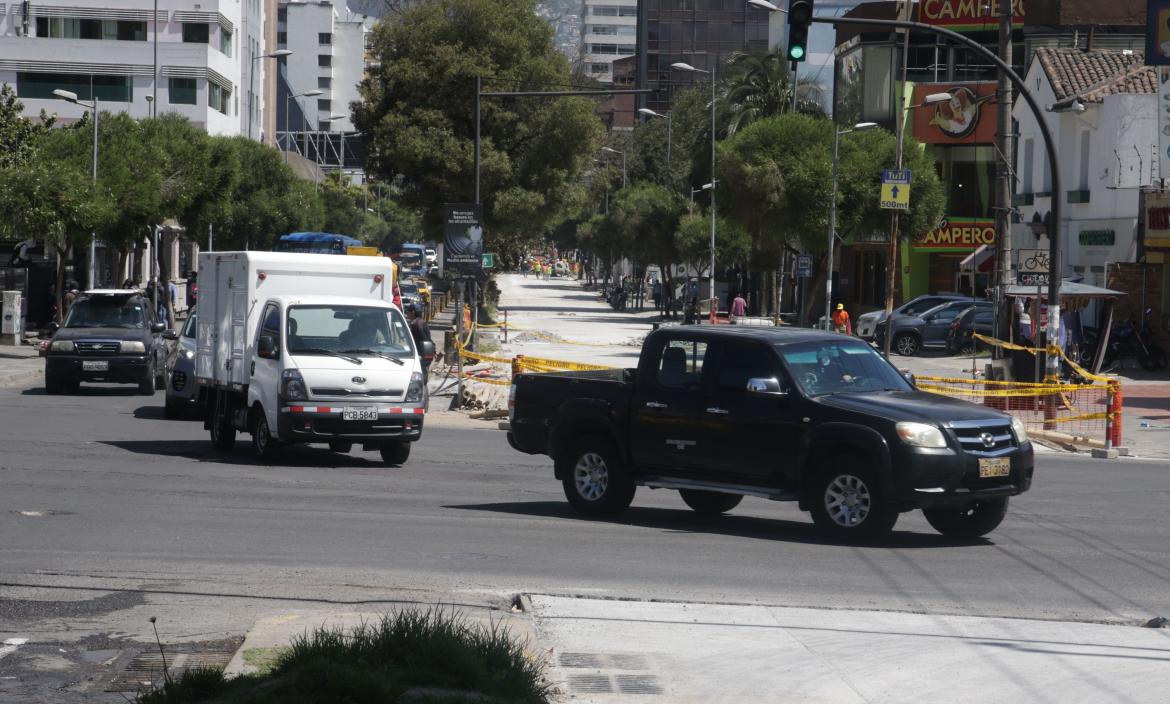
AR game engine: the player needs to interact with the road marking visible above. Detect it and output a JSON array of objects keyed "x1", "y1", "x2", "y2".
[{"x1": 0, "y1": 638, "x2": 28, "y2": 661}]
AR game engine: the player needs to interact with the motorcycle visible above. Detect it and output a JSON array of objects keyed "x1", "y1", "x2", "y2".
[{"x1": 1102, "y1": 309, "x2": 1168, "y2": 372}]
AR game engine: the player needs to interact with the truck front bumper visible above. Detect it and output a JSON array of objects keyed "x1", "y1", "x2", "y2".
[
  {"x1": 46, "y1": 354, "x2": 150, "y2": 383},
  {"x1": 893, "y1": 442, "x2": 1034, "y2": 508},
  {"x1": 277, "y1": 403, "x2": 425, "y2": 443}
]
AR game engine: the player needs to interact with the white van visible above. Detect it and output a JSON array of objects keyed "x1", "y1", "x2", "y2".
[{"x1": 196, "y1": 252, "x2": 433, "y2": 464}]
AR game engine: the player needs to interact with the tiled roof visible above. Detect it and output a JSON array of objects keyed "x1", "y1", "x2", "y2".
[{"x1": 1034, "y1": 47, "x2": 1156, "y2": 103}]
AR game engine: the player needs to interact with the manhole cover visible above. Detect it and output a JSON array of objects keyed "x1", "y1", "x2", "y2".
[
  {"x1": 569, "y1": 674, "x2": 613, "y2": 694},
  {"x1": 560, "y1": 652, "x2": 603, "y2": 668},
  {"x1": 616, "y1": 674, "x2": 663, "y2": 695},
  {"x1": 106, "y1": 647, "x2": 236, "y2": 693}
]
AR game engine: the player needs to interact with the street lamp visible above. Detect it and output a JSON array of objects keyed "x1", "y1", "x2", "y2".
[
  {"x1": 671, "y1": 61, "x2": 718, "y2": 304},
  {"x1": 689, "y1": 181, "x2": 715, "y2": 214},
  {"x1": 53, "y1": 89, "x2": 99, "y2": 289},
  {"x1": 601, "y1": 146, "x2": 627, "y2": 187},
  {"x1": 825, "y1": 121, "x2": 878, "y2": 330},
  {"x1": 250, "y1": 49, "x2": 293, "y2": 140},
  {"x1": 284, "y1": 89, "x2": 323, "y2": 163},
  {"x1": 638, "y1": 108, "x2": 672, "y2": 185}
]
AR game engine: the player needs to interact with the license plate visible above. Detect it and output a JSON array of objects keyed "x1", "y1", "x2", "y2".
[
  {"x1": 342, "y1": 407, "x2": 378, "y2": 421},
  {"x1": 82, "y1": 361, "x2": 108, "y2": 372},
  {"x1": 978, "y1": 457, "x2": 1011, "y2": 478}
]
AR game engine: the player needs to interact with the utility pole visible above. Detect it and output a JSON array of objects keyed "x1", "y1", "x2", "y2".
[
  {"x1": 993, "y1": 0, "x2": 1015, "y2": 351},
  {"x1": 881, "y1": 5, "x2": 912, "y2": 359}
]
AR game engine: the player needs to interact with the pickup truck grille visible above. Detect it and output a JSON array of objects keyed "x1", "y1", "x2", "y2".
[
  {"x1": 311, "y1": 388, "x2": 402, "y2": 398},
  {"x1": 76, "y1": 341, "x2": 120, "y2": 354},
  {"x1": 950, "y1": 422, "x2": 1015, "y2": 456}
]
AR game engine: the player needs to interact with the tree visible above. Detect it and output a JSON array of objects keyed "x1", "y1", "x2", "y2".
[
  {"x1": 0, "y1": 83, "x2": 55, "y2": 170},
  {"x1": 720, "y1": 49, "x2": 826, "y2": 137},
  {"x1": 675, "y1": 213, "x2": 750, "y2": 280},
  {"x1": 354, "y1": 0, "x2": 603, "y2": 246}
]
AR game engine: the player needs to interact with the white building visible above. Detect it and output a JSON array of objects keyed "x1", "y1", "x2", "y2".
[
  {"x1": 581, "y1": 0, "x2": 635, "y2": 84},
  {"x1": 0, "y1": 0, "x2": 267, "y2": 138},
  {"x1": 276, "y1": 0, "x2": 370, "y2": 134},
  {"x1": 1013, "y1": 48, "x2": 1155, "y2": 287}
]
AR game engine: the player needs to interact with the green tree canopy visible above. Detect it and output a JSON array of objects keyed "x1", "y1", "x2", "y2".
[{"x1": 720, "y1": 49, "x2": 826, "y2": 136}]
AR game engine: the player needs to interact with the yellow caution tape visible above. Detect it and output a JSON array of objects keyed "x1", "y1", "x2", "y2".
[
  {"x1": 970, "y1": 333, "x2": 1114, "y2": 385},
  {"x1": 516, "y1": 355, "x2": 614, "y2": 372}
]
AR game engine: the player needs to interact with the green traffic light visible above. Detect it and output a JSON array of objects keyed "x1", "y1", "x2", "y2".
[{"x1": 789, "y1": 45, "x2": 805, "y2": 60}]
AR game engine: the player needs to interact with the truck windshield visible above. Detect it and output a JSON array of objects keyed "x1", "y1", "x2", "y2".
[
  {"x1": 778, "y1": 340, "x2": 911, "y2": 396},
  {"x1": 287, "y1": 305, "x2": 415, "y2": 358},
  {"x1": 64, "y1": 296, "x2": 147, "y2": 329}
]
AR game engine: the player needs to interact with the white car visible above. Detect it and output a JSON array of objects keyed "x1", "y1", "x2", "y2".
[{"x1": 425, "y1": 248, "x2": 437, "y2": 266}]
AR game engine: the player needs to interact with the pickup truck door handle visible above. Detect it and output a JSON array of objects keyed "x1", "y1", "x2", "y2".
[
  {"x1": 705, "y1": 407, "x2": 729, "y2": 415},
  {"x1": 644, "y1": 401, "x2": 668, "y2": 409}
]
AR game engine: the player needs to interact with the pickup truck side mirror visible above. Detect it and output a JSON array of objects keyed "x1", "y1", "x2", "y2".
[
  {"x1": 901, "y1": 370, "x2": 917, "y2": 387},
  {"x1": 419, "y1": 340, "x2": 436, "y2": 362},
  {"x1": 258, "y1": 334, "x2": 279, "y2": 359},
  {"x1": 151, "y1": 322, "x2": 167, "y2": 334},
  {"x1": 162, "y1": 330, "x2": 179, "y2": 341},
  {"x1": 747, "y1": 377, "x2": 788, "y2": 397}
]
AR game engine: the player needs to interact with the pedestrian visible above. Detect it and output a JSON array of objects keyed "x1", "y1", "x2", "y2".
[
  {"x1": 684, "y1": 296, "x2": 699, "y2": 325},
  {"x1": 407, "y1": 304, "x2": 433, "y2": 376},
  {"x1": 652, "y1": 279, "x2": 662, "y2": 312},
  {"x1": 831, "y1": 303, "x2": 852, "y2": 335},
  {"x1": 730, "y1": 291, "x2": 747, "y2": 324}
]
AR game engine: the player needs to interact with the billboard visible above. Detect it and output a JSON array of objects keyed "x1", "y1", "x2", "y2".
[
  {"x1": 911, "y1": 84, "x2": 998, "y2": 145},
  {"x1": 1149, "y1": 0, "x2": 1170, "y2": 65},
  {"x1": 918, "y1": 0, "x2": 1024, "y2": 32},
  {"x1": 443, "y1": 203, "x2": 484, "y2": 276}
]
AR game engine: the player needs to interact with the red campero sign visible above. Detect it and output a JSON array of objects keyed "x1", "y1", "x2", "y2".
[{"x1": 918, "y1": 0, "x2": 1024, "y2": 31}]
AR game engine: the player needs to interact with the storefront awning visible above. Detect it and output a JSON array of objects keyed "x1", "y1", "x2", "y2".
[
  {"x1": 1005, "y1": 279, "x2": 1124, "y2": 299},
  {"x1": 959, "y1": 245, "x2": 995, "y2": 272}
]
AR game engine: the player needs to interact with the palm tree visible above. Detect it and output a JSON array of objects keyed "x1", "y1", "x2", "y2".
[{"x1": 720, "y1": 49, "x2": 826, "y2": 136}]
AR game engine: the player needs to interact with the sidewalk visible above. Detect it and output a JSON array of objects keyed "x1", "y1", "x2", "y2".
[
  {"x1": 0, "y1": 342, "x2": 43, "y2": 389},
  {"x1": 529, "y1": 595, "x2": 1169, "y2": 704}
]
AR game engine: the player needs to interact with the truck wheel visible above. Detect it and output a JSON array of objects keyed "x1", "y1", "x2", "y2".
[
  {"x1": 809, "y1": 459, "x2": 897, "y2": 542},
  {"x1": 164, "y1": 396, "x2": 184, "y2": 420},
  {"x1": 329, "y1": 441, "x2": 353, "y2": 453},
  {"x1": 679, "y1": 489, "x2": 742, "y2": 516},
  {"x1": 44, "y1": 372, "x2": 62, "y2": 395},
  {"x1": 923, "y1": 498, "x2": 1008, "y2": 539},
  {"x1": 894, "y1": 333, "x2": 920, "y2": 356},
  {"x1": 380, "y1": 441, "x2": 411, "y2": 465},
  {"x1": 210, "y1": 394, "x2": 236, "y2": 451},
  {"x1": 250, "y1": 408, "x2": 278, "y2": 461},
  {"x1": 559, "y1": 436, "x2": 635, "y2": 517}
]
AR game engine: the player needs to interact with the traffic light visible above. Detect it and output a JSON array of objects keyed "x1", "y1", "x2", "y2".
[{"x1": 787, "y1": 0, "x2": 813, "y2": 62}]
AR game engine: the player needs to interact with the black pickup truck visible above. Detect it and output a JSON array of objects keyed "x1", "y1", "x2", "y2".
[{"x1": 506, "y1": 327, "x2": 1034, "y2": 541}]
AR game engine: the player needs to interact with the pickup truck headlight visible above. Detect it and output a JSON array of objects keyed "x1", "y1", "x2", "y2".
[
  {"x1": 405, "y1": 372, "x2": 425, "y2": 402},
  {"x1": 281, "y1": 369, "x2": 307, "y2": 401},
  {"x1": 896, "y1": 422, "x2": 947, "y2": 448},
  {"x1": 49, "y1": 340, "x2": 75, "y2": 353},
  {"x1": 120, "y1": 340, "x2": 146, "y2": 353},
  {"x1": 1011, "y1": 416, "x2": 1029, "y2": 443}
]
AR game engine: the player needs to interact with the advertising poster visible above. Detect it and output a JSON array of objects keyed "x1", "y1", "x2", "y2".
[
  {"x1": 911, "y1": 84, "x2": 998, "y2": 145},
  {"x1": 1148, "y1": 0, "x2": 1170, "y2": 66},
  {"x1": 443, "y1": 203, "x2": 484, "y2": 276}
]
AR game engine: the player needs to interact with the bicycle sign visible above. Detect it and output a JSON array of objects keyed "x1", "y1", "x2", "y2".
[{"x1": 1018, "y1": 248, "x2": 1049, "y2": 287}]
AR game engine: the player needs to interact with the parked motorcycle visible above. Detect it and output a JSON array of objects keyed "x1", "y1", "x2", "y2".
[{"x1": 1102, "y1": 309, "x2": 1168, "y2": 372}]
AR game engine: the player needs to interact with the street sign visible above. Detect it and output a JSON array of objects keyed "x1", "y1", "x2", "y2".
[
  {"x1": 482, "y1": 252, "x2": 495, "y2": 269},
  {"x1": 1018, "y1": 248, "x2": 1049, "y2": 287},
  {"x1": 796, "y1": 254, "x2": 813, "y2": 278},
  {"x1": 880, "y1": 169, "x2": 911, "y2": 211}
]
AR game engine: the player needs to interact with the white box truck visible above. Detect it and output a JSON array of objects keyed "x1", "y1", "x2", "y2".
[{"x1": 196, "y1": 251, "x2": 434, "y2": 464}]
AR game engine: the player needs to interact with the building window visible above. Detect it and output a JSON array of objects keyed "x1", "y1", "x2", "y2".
[
  {"x1": 591, "y1": 26, "x2": 617, "y2": 35},
  {"x1": 182, "y1": 23, "x2": 210, "y2": 43},
  {"x1": 1021, "y1": 138, "x2": 1034, "y2": 193},
  {"x1": 318, "y1": 54, "x2": 332, "y2": 67},
  {"x1": 220, "y1": 29, "x2": 232, "y2": 56},
  {"x1": 317, "y1": 77, "x2": 332, "y2": 89},
  {"x1": 277, "y1": 31, "x2": 287, "y2": 45},
  {"x1": 35, "y1": 17, "x2": 145, "y2": 40},
  {"x1": 317, "y1": 98, "x2": 331, "y2": 111},
  {"x1": 277, "y1": 6, "x2": 287, "y2": 22},
  {"x1": 318, "y1": 32, "x2": 332, "y2": 45},
  {"x1": 1078, "y1": 130, "x2": 1090, "y2": 191},
  {"x1": 17, "y1": 72, "x2": 132, "y2": 102},
  {"x1": 590, "y1": 63, "x2": 608, "y2": 74},
  {"x1": 209, "y1": 83, "x2": 231, "y2": 114},
  {"x1": 168, "y1": 77, "x2": 197, "y2": 105}
]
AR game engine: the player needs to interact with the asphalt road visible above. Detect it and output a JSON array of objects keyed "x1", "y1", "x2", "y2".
[{"x1": 2, "y1": 383, "x2": 1169, "y2": 699}]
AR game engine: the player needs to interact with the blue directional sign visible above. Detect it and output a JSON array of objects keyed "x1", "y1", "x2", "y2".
[{"x1": 796, "y1": 254, "x2": 813, "y2": 278}]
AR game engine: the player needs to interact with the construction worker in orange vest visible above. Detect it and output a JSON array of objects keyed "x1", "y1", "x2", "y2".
[{"x1": 831, "y1": 303, "x2": 852, "y2": 335}]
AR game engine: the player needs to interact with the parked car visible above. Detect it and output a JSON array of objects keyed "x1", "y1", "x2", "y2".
[
  {"x1": 853, "y1": 294, "x2": 972, "y2": 340},
  {"x1": 163, "y1": 311, "x2": 204, "y2": 418},
  {"x1": 505, "y1": 326, "x2": 1034, "y2": 541},
  {"x1": 411, "y1": 277, "x2": 432, "y2": 307},
  {"x1": 43, "y1": 289, "x2": 168, "y2": 395},
  {"x1": 946, "y1": 306, "x2": 996, "y2": 355},
  {"x1": 399, "y1": 282, "x2": 422, "y2": 311},
  {"x1": 874, "y1": 300, "x2": 991, "y2": 356}
]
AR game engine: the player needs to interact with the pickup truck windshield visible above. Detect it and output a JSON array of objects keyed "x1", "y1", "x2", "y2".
[
  {"x1": 779, "y1": 340, "x2": 911, "y2": 396},
  {"x1": 287, "y1": 305, "x2": 415, "y2": 358},
  {"x1": 64, "y1": 296, "x2": 147, "y2": 329}
]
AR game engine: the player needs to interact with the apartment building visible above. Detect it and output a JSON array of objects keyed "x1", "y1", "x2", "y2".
[
  {"x1": 0, "y1": 0, "x2": 266, "y2": 138},
  {"x1": 581, "y1": 0, "x2": 636, "y2": 84},
  {"x1": 276, "y1": 0, "x2": 369, "y2": 133}
]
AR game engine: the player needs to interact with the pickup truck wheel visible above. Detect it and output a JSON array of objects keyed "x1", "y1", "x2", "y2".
[
  {"x1": 560, "y1": 436, "x2": 634, "y2": 517},
  {"x1": 810, "y1": 461, "x2": 897, "y2": 542},
  {"x1": 679, "y1": 489, "x2": 742, "y2": 516},
  {"x1": 380, "y1": 441, "x2": 411, "y2": 465},
  {"x1": 44, "y1": 372, "x2": 62, "y2": 395},
  {"x1": 894, "y1": 333, "x2": 920, "y2": 356},
  {"x1": 923, "y1": 498, "x2": 1008, "y2": 539},
  {"x1": 250, "y1": 409, "x2": 278, "y2": 461},
  {"x1": 138, "y1": 367, "x2": 156, "y2": 396}
]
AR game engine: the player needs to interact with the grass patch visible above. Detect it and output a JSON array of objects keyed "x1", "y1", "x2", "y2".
[
  {"x1": 241, "y1": 647, "x2": 285, "y2": 676},
  {"x1": 137, "y1": 608, "x2": 549, "y2": 704}
]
